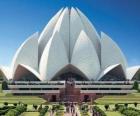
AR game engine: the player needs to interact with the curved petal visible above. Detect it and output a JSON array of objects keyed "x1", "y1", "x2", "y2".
[
  {"x1": 11, "y1": 33, "x2": 38, "y2": 79},
  {"x1": 76, "y1": 8, "x2": 101, "y2": 59},
  {"x1": 71, "y1": 30, "x2": 100, "y2": 80},
  {"x1": 13, "y1": 64, "x2": 40, "y2": 81},
  {"x1": 127, "y1": 66, "x2": 140, "y2": 80},
  {"x1": 53, "y1": 7, "x2": 70, "y2": 58},
  {"x1": 101, "y1": 32, "x2": 127, "y2": 73},
  {"x1": 51, "y1": 64, "x2": 89, "y2": 81},
  {"x1": 0, "y1": 67, "x2": 10, "y2": 81},
  {"x1": 98, "y1": 64, "x2": 126, "y2": 81},
  {"x1": 70, "y1": 7, "x2": 86, "y2": 58},
  {"x1": 38, "y1": 8, "x2": 63, "y2": 60},
  {"x1": 39, "y1": 31, "x2": 69, "y2": 81}
]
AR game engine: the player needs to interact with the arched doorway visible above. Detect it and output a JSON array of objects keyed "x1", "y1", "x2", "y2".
[
  {"x1": 51, "y1": 64, "x2": 88, "y2": 81},
  {"x1": 51, "y1": 95, "x2": 56, "y2": 102},
  {"x1": 84, "y1": 95, "x2": 89, "y2": 102}
]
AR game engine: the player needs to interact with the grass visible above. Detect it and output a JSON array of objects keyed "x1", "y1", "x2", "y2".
[
  {"x1": 96, "y1": 104, "x2": 122, "y2": 116},
  {"x1": 0, "y1": 84, "x2": 46, "y2": 105},
  {"x1": 105, "y1": 111, "x2": 122, "y2": 116},
  {"x1": 95, "y1": 93, "x2": 140, "y2": 104},
  {"x1": 20, "y1": 112, "x2": 39, "y2": 116},
  {"x1": 0, "y1": 95, "x2": 46, "y2": 104}
]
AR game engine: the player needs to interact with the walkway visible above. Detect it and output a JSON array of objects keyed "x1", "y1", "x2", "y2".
[{"x1": 64, "y1": 105, "x2": 81, "y2": 116}]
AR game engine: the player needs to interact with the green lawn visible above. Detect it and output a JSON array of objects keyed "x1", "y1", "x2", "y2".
[
  {"x1": 95, "y1": 93, "x2": 140, "y2": 116},
  {"x1": 20, "y1": 112, "x2": 39, "y2": 116},
  {"x1": 95, "y1": 93, "x2": 140, "y2": 104},
  {"x1": 0, "y1": 84, "x2": 46, "y2": 105},
  {"x1": 106, "y1": 111, "x2": 122, "y2": 116},
  {"x1": 0, "y1": 95, "x2": 46, "y2": 104},
  {"x1": 96, "y1": 104, "x2": 122, "y2": 116}
]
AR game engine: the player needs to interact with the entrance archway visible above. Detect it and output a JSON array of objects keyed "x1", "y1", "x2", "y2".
[
  {"x1": 84, "y1": 95, "x2": 89, "y2": 102},
  {"x1": 51, "y1": 95, "x2": 56, "y2": 102},
  {"x1": 51, "y1": 64, "x2": 88, "y2": 81}
]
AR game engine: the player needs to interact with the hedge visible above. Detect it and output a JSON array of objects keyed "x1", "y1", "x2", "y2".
[
  {"x1": 93, "y1": 106, "x2": 106, "y2": 116},
  {"x1": 39, "y1": 105, "x2": 49, "y2": 116},
  {"x1": 117, "y1": 105, "x2": 140, "y2": 116},
  {"x1": 0, "y1": 106, "x2": 15, "y2": 115},
  {"x1": 5, "y1": 105, "x2": 27, "y2": 116}
]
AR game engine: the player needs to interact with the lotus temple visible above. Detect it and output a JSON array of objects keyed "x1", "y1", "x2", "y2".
[{"x1": 0, "y1": 7, "x2": 140, "y2": 102}]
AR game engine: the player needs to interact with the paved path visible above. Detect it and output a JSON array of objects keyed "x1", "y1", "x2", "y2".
[
  {"x1": 65, "y1": 113, "x2": 72, "y2": 116},
  {"x1": 64, "y1": 105, "x2": 81, "y2": 116}
]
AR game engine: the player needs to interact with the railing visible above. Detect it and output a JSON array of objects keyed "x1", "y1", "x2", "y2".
[
  {"x1": 3, "y1": 90, "x2": 60, "y2": 93},
  {"x1": 80, "y1": 90, "x2": 137, "y2": 93},
  {"x1": 8, "y1": 85, "x2": 65, "y2": 88},
  {"x1": 75, "y1": 81, "x2": 133, "y2": 85},
  {"x1": 75, "y1": 85, "x2": 133, "y2": 88}
]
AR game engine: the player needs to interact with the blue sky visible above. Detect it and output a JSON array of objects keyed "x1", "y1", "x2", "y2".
[{"x1": 0, "y1": 0, "x2": 140, "y2": 67}]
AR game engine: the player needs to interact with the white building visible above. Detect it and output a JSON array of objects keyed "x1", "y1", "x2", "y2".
[{"x1": 0, "y1": 7, "x2": 140, "y2": 102}]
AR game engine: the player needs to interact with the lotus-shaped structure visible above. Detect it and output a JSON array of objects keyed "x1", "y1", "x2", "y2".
[{"x1": 0, "y1": 7, "x2": 140, "y2": 81}]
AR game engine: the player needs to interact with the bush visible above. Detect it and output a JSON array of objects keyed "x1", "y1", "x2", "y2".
[
  {"x1": 2, "y1": 81, "x2": 8, "y2": 90},
  {"x1": 80, "y1": 104, "x2": 89, "y2": 112},
  {"x1": 4, "y1": 102, "x2": 8, "y2": 106},
  {"x1": 33, "y1": 104, "x2": 38, "y2": 110},
  {"x1": 115, "y1": 104, "x2": 119, "y2": 111},
  {"x1": 52, "y1": 105, "x2": 58, "y2": 111},
  {"x1": 13, "y1": 103, "x2": 17, "y2": 107},
  {"x1": 118, "y1": 105, "x2": 140, "y2": 116},
  {"x1": 38, "y1": 104, "x2": 42, "y2": 112},
  {"x1": 104, "y1": 104, "x2": 109, "y2": 111},
  {"x1": 55, "y1": 105, "x2": 65, "y2": 116},
  {"x1": 0, "y1": 106, "x2": 16, "y2": 115},
  {"x1": 133, "y1": 81, "x2": 139, "y2": 91},
  {"x1": 0, "y1": 109, "x2": 9, "y2": 115},
  {"x1": 93, "y1": 106, "x2": 106, "y2": 116},
  {"x1": 134, "y1": 102, "x2": 138, "y2": 107},
  {"x1": 24, "y1": 104, "x2": 27, "y2": 107},
  {"x1": 124, "y1": 103, "x2": 128, "y2": 108},
  {"x1": 39, "y1": 105, "x2": 49, "y2": 116},
  {"x1": 6, "y1": 105, "x2": 27, "y2": 116}
]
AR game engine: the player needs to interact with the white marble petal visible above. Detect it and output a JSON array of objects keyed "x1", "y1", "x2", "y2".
[
  {"x1": 11, "y1": 32, "x2": 39, "y2": 79},
  {"x1": 39, "y1": 31, "x2": 69, "y2": 81},
  {"x1": 71, "y1": 30, "x2": 100, "y2": 80}
]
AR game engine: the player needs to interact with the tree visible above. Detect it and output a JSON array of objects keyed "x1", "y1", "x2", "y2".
[
  {"x1": 13, "y1": 103, "x2": 17, "y2": 106},
  {"x1": 38, "y1": 104, "x2": 42, "y2": 112},
  {"x1": 104, "y1": 104, "x2": 109, "y2": 111},
  {"x1": 4, "y1": 102, "x2": 8, "y2": 106},
  {"x1": 134, "y1": 102, "x2": 138, "y2": 107},
  {"x1": 124, "y1": 103, "x2": 128, "y2": 108},
  {"x1": 133, "y1": 81, "x2": 139, "y2": 91},
  {"x1": 115, "y1": 104, "x2": 119, "y2": 111},
  {"x1": 2, "y1": 81, "x2": 8, "y2": 90},
  {"x1": 33, "y1": 104, "x2": 38, "y2": 110}
]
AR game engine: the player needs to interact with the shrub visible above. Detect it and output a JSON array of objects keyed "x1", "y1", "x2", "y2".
[
  {"x1": 4, "y1": 102, "x2": 8, "y2": 106},
  {"x1": 2, "y1": 81, "x2": 8, "y2": 90},
  {"x1": 0, "y1": 106, "x2": 15, "y2": 115},
  {"x1": 134, "y1": 102, "x2": 138, "y2": 107},
  {"x1": 13, "y1": 103, "x2": 17, "y2": 107},
  {"x1": 104, "y1": 104, "x2": 109, "y2": 111},
  {"x1": 52, "y1": 105, "x2": 58, "y2": 111},
  {"x1": 115, "y1": 104, "x2": 119, "y2": 111},
  {"x1": 124, "y1": 103, "x2": 128, "y2": 108},
  {"x1": 93, "y1": 106, "x2": 106, "y2": 116},
  {"x1": 0, "y1": 109, "x2": 9, "y2": 115},
  {"x1": 118, "y1": 105, "x2": 140, "y2": 116},
  {"x1": 6, "y1": 105, "x2": 27, "y2": 116},
  {"x1": 24, "y1": 104, "x2": 27, "y2": 107},
  {"x1": 38, "y1": 104, "x2": 42, "y2": 112},
  {"x1": 133, "y1": 81, "x2": 139, "y2": 91},
  {"x1": 33, "y1": 104, "x2": 38, "y2": 110},
  {"x1": 39, "y1": 105, "x2": 49, "y2": 116}
]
